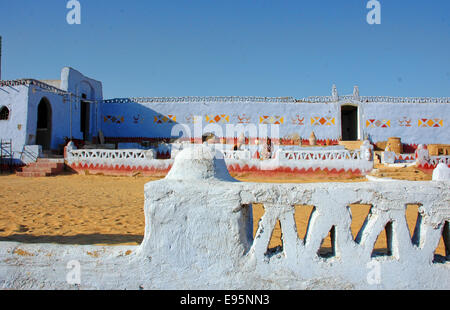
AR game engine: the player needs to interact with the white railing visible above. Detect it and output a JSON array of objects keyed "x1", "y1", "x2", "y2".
[
  {"x1": 66, "y1": 149, "x2": 156, "y2": 167},
  {"x1": 140, "y1": 148, "x2": 450, "y2": 289},
  {"x1": 1, "y1": 79, "x2": 67, "y2": 97},
  {"x1": 299, "y1": 95, "x2": 450, "y2": 104},
  {"x1": 102, "y1": 96, "x2": 297, "y2": 104},
  {"x1": 0, "y1": 79, "x2": 97, "y2": 101},
  {"x1": 65, "y1": 145, "x2": 373, "y2": 174},
  {"x1": 359, "y1": 96, "x2": 450, "y2": 104},
  {"x1": 429, "y1": 156, "x2": 450, "y2": 167},
  {"x1": 278, "y1": 149, "x2": 362, "y2": 161},
  {"x1": 102, "y1": 95, "x2": 450, "y2": 105},
  {"x1": 222, "y1": 150, "x2": 252, "y2": 160},
  {"x1": 236, "y1": 182, "x2": 449, "y2": 265},
  {"x1": 382, "y1": 151, "x2": 416, "y2": 164},
  {"x1": 416, "y1": 146, "x2": 450, "y2": 168}
]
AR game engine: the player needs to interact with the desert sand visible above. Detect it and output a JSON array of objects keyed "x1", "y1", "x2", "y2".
[{"x1": 0, "y1": 168, "x2": 445, "y2": 256}]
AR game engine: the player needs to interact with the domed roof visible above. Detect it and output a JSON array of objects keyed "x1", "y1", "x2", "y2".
[{"x1": 165, "y1": 144, "x2": 236, "y2": 182}]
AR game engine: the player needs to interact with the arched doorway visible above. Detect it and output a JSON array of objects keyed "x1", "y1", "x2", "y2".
[
  {"x1": 36, "y1": 98, "x2": 52, "y2": 150},
  {"x1": 0, "y1": 106, "x2": 10, "y2": 120},
  {"x1": 341, "y1": 105, "x2": 358, "y2": 141}
]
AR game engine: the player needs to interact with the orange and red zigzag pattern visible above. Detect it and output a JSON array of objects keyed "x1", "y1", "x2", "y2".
[
  {"x1": 68, "y1": 162, "x2": 172, "y2": 177},
  {"x1": 418, "y1": 162, "x2": 450, "y2": 170},
  {"x1": 68, "y1": 162, "x2": 364, "y2": 177}
]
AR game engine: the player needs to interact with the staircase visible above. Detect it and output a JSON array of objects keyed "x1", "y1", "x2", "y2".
[
  {"x1": 16, "y1": 158, "x2": 65, "y2": 177},
  {"x1": 0, "y1": 139, "x2": 13, "y2": 173}
]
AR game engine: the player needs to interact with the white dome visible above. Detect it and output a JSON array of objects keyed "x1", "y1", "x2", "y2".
[
  {"x1": 165, "y1": 144, "x2": 236, "y2": 182},
  {"x1": 432, "y1": 163, "x2": 450, "y2": 181}
]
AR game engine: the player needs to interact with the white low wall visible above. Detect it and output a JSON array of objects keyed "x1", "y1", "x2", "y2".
[
  {"x1": 64, "y1": 145, "x2": 172, "y2": 175},
  {"x1": 416, "y1": 145, "x2": 450, "y2": 169},
  {"x1": 428, "y1": 156, "x2": 450, "y2": 167},
  {"x1": 137, "y1": 146, "x2": 449, "y2": 289},
  {"x1": 0, "y1": 145, "x2": 448, "y2": 289},
  {"x1": 65, "y1": 143, "x2": 374, "y2": 175},
  {"x1": 67, "y1": 148, "x2": 157, "y2": 166},
  {"x1": 19, "y1": 145, "x2": 42, "y2": 164},
  {"x1": 382, "y1": 151, "x2": 415, "y2": 164}
]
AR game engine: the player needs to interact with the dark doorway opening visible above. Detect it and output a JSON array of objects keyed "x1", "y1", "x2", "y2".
[
  {"x1": 341, "y1": 105, "x2": 358, "y2": 141},
  {"x1": 80, "y1": 94, "x2": 90, "y2": 141},
  {"x1": 0, "y1": 106, "x2": 10, "y2": 120},
  {"x1": 36, "y1": 98, "x2": 52, "y2": 150}
]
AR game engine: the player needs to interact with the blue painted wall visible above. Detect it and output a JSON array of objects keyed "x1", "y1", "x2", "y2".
[
  {"x1": 100, "y1": 100, "x2": 341, "y2": 141},
  {"x1": 363, "y1": 102, "x2": 449, "y2": 145},
  {"x1": 99, "y1": 98, "x2": 449, "y2": 146},
  {"x1": 0, "y1": 67, "x2": 103, "y2": 163},
  {"x1": 0, "y1": 84, "x2": 29, "y2": 161}
]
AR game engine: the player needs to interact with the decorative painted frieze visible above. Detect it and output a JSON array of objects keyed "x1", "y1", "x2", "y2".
[
  {"x1": 291, "y1": 115, "x2": 305, "y2": 126},
  {"x1": 366, "y1": 119, "x2": 391, "y2": 128},
  {"x1": 259, "y1": 116, "x2": 284, "y2": 125},
  {"x1": 132, "y1": 114, "x2": 144, "y2": 124},
  {"x1": 103, "y1": 115, "x2": 124, "y2": 124},
  {"x1": 205, "y1": 114, "x2": 230, "y2": 124},
  {"x1": 311, "y1": 117, "x2": 335, "y2": 126},
  {"x1": 236, "y1": 114, "x2": 251, "y2": 124},
  {"x1": 154, "y1": 115, "x2": 176, "y2": 124},
  {"x1": 418, "y1": 118, "x2": 443, "y2": 128},
  {"x1": 185, "y1": 114, "x2": 199, "y2": 124},
  {"x1": 398, "y1": 117, "x2": 412, "y2": 127}
]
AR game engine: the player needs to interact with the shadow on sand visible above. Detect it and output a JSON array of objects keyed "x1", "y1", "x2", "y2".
[{"x1": 0, "y1": 234, "x2": 143, "y2": 245}]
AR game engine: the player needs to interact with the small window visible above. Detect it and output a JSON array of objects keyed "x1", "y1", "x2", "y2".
[{"x1": 0, "y1": 106, "x2": 10, "y2": 120}]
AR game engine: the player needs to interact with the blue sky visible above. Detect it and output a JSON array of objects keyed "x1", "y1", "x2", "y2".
[{"x1": 0, "y1": 0, "x2": 449, "y2": 98}]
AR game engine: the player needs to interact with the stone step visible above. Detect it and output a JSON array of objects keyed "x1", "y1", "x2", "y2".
[
  {"x1": 16, "y1": 171, "x2": 51, "y2": 177},
  {"x1": 15, "y1": 160, "x2": 66, "y2": 177},
  {"x1": 22, "y1": 163, "x2": 63, "y2": 169},
  {"x1": 36, "y1": 158, "x2": 65, "y2": 164},
  {"x1": 26, "y1": 162, "x2": 63, "y2": 169},
  {"x1": 21, "y1": 167, "x2": 64, "y2": 174}
]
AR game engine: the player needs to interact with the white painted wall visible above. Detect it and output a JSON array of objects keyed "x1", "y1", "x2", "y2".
[
  {"x1": 26, "y1": 88, "x2": 68, "y2": 150},
  {"x1": 100, "y1": 100, "x2": 341, "y2": 142},
  {"x1": 60, "y1": 67, "x2": 103, "y2": 142},
  {"x1": 100, "y1": 97, "x2": 449, "y2": 146},
  {"x1": 0, "y1": 84, "x2": 29, "y2": 162},
  {"x1": 0, "y1": 68, "x2": 104, "y2": 163},
  {"x1": 362, "y1": 101, "x2": 449, "y2": 145}
]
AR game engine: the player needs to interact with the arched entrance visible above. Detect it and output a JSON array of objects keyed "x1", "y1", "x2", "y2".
[
  {"x1": 0, "y1": 106, "x2": 10, "y2": 120},
  {"x1": 36, "y1": 98, "x2": 52, "y2": 150},
  {"x1": 341, "y1": 105, "x2": 358, "y2": 141}
]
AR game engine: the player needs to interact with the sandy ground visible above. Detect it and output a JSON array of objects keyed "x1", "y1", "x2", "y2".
[{"x1": 0, "y1": 169, "x2": 446, "y2": 256}]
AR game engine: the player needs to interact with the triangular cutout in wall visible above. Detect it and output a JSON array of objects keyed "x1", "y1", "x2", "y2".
[
  {"x1": 266, "y1": 219, "x2": 283, "y2": 256},
  {"x1": 317, "y1": 226, "x2": 336, "y2": 258},
  {"x1": 294, "y1": 204, "x2": 315, "y2": 241},
  {"x1": 433, "y1": 221, "x2": 449, "y2": 264},
  {"x1": 371, "y1": 221, "x2": 394, "y2": 258}
]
